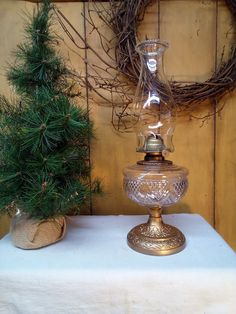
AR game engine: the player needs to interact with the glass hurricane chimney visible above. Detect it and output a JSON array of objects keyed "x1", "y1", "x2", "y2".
[{"x1": 133, "y1": 39, "x2": 175, "y2": 157}]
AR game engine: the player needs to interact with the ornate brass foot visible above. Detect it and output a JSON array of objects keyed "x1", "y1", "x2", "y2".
[{"x1": 127, "y1": 207, "x2": 185, "y2": 256}]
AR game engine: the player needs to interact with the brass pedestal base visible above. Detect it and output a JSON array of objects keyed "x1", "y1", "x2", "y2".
[{"x1": 127, "y1": 208, "x2": 186, "y2": 256}]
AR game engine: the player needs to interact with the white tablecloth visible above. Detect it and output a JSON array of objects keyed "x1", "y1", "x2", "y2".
[{"x1": 0, "y1": 214, "x2": 236, "y2": 314}]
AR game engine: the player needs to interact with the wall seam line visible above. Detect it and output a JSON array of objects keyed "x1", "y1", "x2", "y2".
[
  {"x1": 213, "y1": 0, "x2": 219, "y2": 229},
  {"x1": 83, "y1": 2, "x2": 93, "y2": 215}
]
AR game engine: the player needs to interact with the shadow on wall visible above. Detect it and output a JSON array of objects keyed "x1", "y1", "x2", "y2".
[{"x1": 164, "y1": 202, "x2": 192, "y2": 215}]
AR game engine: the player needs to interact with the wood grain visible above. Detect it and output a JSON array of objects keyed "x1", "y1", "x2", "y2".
[
  {"x1": 216, "y1": 92, "x2": 236, "y2": 251},
  {"x1": 0, "y1": 0, "x2": 235, "y2": 251},
  {"x1": 24, "y1": 1, "x2": 87, "y2": 2}
]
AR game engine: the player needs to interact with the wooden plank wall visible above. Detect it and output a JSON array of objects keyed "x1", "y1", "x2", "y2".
[{"x1": 0, "y1": 0, "x2": 235, "y2": 251}]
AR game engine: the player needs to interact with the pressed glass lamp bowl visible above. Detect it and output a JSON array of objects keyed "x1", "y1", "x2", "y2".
[{"x1": 123, "y1": 161, "x2": 188, "y2": 255}]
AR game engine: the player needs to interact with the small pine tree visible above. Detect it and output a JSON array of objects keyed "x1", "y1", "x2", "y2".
[{"x1": 0, "y1": 0, "x2": 100, "y2": 220}]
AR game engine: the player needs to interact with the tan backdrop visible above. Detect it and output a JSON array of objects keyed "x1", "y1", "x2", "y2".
[{"x1": 0, "y1": 0, "x2": 235, "y2": 252}]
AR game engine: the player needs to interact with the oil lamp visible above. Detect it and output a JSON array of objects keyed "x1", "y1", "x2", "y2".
[{"x1": 123, "y1": 40, "x2": 188, "y2": 255}]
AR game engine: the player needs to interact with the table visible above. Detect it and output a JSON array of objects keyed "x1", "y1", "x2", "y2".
[{"x1": 0, "y1": 214, "x2": 236, "y2": 314}]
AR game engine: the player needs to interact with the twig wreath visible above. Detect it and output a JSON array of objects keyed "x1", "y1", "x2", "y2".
[
  {"x1": 110, "y1": 0, "x2": 236, "y2": 106},
  {"x1": 55, "y1": 0, "x2": 236, "y2": 130}
]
